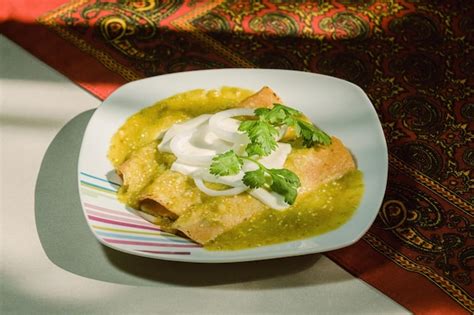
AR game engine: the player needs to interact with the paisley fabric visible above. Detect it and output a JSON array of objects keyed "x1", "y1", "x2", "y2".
[{"x1": 1, "y1": 1, "x2": 472, "y2": 313}]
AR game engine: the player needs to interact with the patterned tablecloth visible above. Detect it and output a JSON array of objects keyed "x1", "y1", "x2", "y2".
[{"x1": 2, "y1": 1, "x2": 472, "y2": 313}]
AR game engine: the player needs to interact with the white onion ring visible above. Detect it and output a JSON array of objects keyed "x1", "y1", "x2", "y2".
[
  {"x1": 192, "y1": 169, "x2": 245, "y2": 186},
  {"x1": 189, "y1": 124, "x2": 233, "y2": 152},
  {"x1": 169, "y1": 131, "x2": 216, "y2": 166},
  {"x1": 158, "y1": 114, "x2": 211, "y2": 152},
  {"x1": 208, "y1": 108, "x2": 254, "y2": 142},
  {"x1": 259, "y1": 143, "x2": 292, "y2": 169},
  {"x1": 170, "y1": 162, "x2": 205, "y2": 176},
  {"x1": 194, "y1": 178, "x2": 248, "y2": 196},
  {"x1": 155, "y1": 106, "x2": 293, "y2": 209}
]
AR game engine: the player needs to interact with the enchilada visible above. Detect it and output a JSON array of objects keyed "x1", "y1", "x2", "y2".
[{"x1": 109, "y1": 87, "x2": 363, "y2": 248}]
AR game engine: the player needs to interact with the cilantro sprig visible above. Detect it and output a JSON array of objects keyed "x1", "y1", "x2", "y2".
[
  {"x1": 238, "y1": 104, "x2": 331, "y2": 157},
  {"x1": 239, "y1": 120, "x2": 278, "y2": 156},
  {"x1": 210, "y1": 150, "x2": 301, "y2": 205},
  {"x1": 209, "y1": 104, "x2": 330, "y2": 205}
]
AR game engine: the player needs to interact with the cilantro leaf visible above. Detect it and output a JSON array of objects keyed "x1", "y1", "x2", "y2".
[
  {"x1": 255, "y1": 104, "x2": 301, "y2": 125},
  {"x1": 253, "y1": 108, "x2": 270, "y2": 117},
  {"x1": 269, "y1": 168, "x2": 301, "y2": 205},
  {"x1": 238, "y1": 120, "x2": 256, "y2": 133},
  {"x1": 209, "y1": 150, "x2": 243, "y2": 176},
  {"x1": 239, "y1": 120, "x2": 278, "y2": 156},
  {"x1": 242, "y1": 103, "x2": 330, "y2": 157},
  {"x1": 245, "y1": 143, "x2": 268, "y2": 157},
  {"x1": 210, "y1": 152, "x2": 302, "y2": 206},
  {"x1": 269, "y1": 168, "x2": 301, "y2": 186},
  {"x1": 296, "y1": 120, "x2": 331, "y2": 147},
  {"x1": 272, "y1": 104, "x2": 301, "y2": 117},
  {"x1": 242, "y1": 168, "x2": 267, "y2": 188},
  {"x1": 262, "y1": 107, "x2": 287, "y2": 124}
]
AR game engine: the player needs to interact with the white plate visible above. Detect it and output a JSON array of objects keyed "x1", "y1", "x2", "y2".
[{"x1": 78, "y1": 69, "x2": 388, "y2": 263}]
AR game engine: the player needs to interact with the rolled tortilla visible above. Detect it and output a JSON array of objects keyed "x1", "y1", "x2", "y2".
[
  {"x1": 238, "y1": 86, "x2": 282, "y2": 109},
  {"x1": 116, "y1": 141, "x2": 160, "y2": 208},
  {"x1": 286, "y1": 137, "x2": 356, "y2": 194},
  {"x1": 171, "y1": 136, "x2": 355, "y2": 244},
  {"x1": 172, "y1": 194, "x2": 266, "y2": 245},
  {"x1": 137, "y1": 170, "x2": 202, "y2": 232}
]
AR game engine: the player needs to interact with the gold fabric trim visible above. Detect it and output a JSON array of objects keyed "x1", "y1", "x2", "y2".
[
  {"x1": 37, "y1": 0, "x2": 143, "y2": 82},
  {"x1": 363, "y1": 232, "x2": 474, "y2": 313},
  {"x1": 171, "y1": 0, "x2": 256, "y2": 68},
  {"x1": 389, "y1": 154, "x2": 473, "y2": 216}
]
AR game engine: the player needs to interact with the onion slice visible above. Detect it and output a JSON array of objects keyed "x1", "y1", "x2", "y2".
[
  {"x1": 192, "y1": 169, "x2": 245, "y2": 186},
  {"x1": 208, "y1": 108, "x2": 254, "y2": 142},
  {"x1": 194, "y1": 178, "x2": 248, "y2": 196},
  {"x1": 170, "y1": 162, "x2": 205, "y2": 176},
  {"x1": 259, "y1": 143, "x2": 292, "y2": 169},
  {"x1": 156, "y1": 106, "x2": 293, "y2": 209},
  {"x1": 250, "y1": 188, "x2": 289, "y2": 210},
  {"x1": 158, "y1": 114, "x2": 211, "y2": 152},
  {"x1": 169, "y1": 131, "x2": 216, "y2": 166}
]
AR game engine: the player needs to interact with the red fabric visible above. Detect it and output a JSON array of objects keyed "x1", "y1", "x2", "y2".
[
  {"x1": 2, "y1": 1, "x2": 472, "y2": 314},
  {"x1": 0, "y1": 1, "x2": 127, "y2": 98}
]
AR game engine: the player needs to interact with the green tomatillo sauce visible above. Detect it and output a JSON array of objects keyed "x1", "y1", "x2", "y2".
[{"x1": 206, "y1": 170, "x2": 363, "y2": 250}]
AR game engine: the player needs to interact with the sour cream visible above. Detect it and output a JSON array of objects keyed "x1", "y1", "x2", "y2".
[{"x1": 157, "y1": 108, "x2": 292, "y2": 209}]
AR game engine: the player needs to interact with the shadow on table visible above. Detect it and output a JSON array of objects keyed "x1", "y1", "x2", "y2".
[
  {"x1": 102, "y1": 246, "x2": 321, "y2": 287},
  {"x1": 35, "y1": 110, "x2": 352, "y2": 288}
]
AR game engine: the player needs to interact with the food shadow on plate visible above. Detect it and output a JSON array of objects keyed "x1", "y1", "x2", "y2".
[{"x1": 105, "y1": 169, "x2": 122, "y2": 189}]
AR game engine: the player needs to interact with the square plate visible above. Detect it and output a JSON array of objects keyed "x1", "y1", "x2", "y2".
[{"x1": 78, "y1": 69, "x2": 388, "y2": 263}]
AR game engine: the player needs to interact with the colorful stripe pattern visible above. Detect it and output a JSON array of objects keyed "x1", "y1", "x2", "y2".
[{"x1": 79, "y1": 172, "x2": 201, "y2": 256}]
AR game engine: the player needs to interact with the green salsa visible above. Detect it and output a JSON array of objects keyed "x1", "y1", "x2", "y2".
[
  {"x1": 108, "y1": 87, "x2": 364, "y2": 250},
  {"x1": 109, "y1": 87, "x2": 254, "y2": 167},
  {"x1": 207, "y1": 170, "x2": 363, "y2": 250}
]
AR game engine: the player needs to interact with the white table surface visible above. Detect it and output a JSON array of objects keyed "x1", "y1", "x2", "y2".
[{"x1": 0, "y1": 35, "x2": 409, "y2": 315}]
